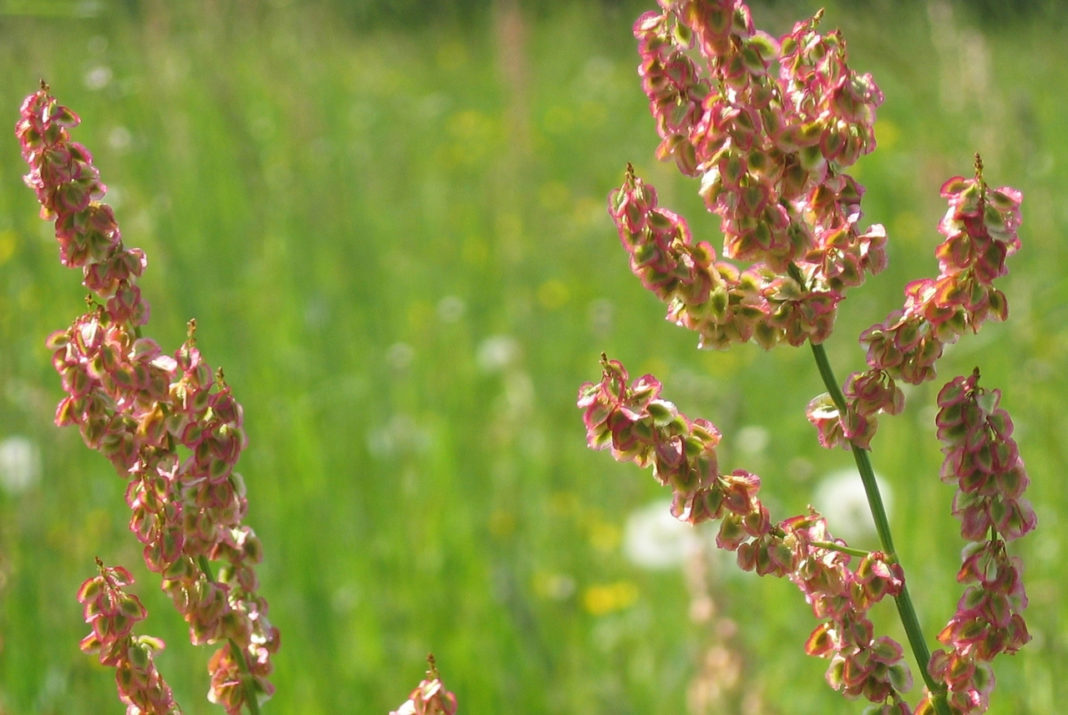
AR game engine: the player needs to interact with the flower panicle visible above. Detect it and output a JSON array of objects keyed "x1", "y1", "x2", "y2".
[
  {"x1": 812, "y1": 161, "x2": 1023, "y2": 452},
  {"x1": 920, "y1": 370, "x2": 1034, "y2": 712},
  {"x1": 858, "y1": 161, "x2": 1022, "y2": 390},
  {"x1": 16, "y1": 83, "x2": 148, "y2": 326},
  {"x1": 588, "y1": 2, "x2": 1035, "y2": 713},
  {"x1": 935, "y1": 369, "x2": 1034, "y2": 543},
  {"x1": 618, "y1": 1, "x2": 888, "y2": 352},
  {"x1": 861, "y1": 168, "x2": 1020, "y2": 383},
  {"x1": 578, "y1": 356, "x2": 912, "y2": 705},
  {"x1": 19, "y1": 85, "x2": 279, "y2": 713}
]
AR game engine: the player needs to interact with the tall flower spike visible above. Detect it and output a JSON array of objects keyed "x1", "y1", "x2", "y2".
[
  {"x1": 592, "y1": 3, "x2": 1032, "y2": 712},
  {"x1": 860, "y1": 156, "x2": 1022, "y2": 388},
  {"x1": 16, "y1": 83, "x2": 148, "y2": 325},
  {"x1": 19, "y1": 85, "x2": 279, "y2": 713},
  {"x1": 810, "y1": 157, "x2": 1023, "y2": 452},
  {"x1": 924, "y1": 370, "x2": 1033, "y2": 711},
  {"x1": 579, "y1": 357, "x2": 913, "y2": 706},
  {"x1": 935, "y1": 369, "x2": 1035, "y2": 542}
]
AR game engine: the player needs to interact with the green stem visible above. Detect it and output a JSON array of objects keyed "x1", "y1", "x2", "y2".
[
  {"x1": 807, "y1": 339, "x2": 949, "y2": 715},
  {"x1": 808, "y1": 539, "x2": 873, "y2": 560},
  {"x1": 198, "y1": 555, "x2": 261, "y2": 715}
]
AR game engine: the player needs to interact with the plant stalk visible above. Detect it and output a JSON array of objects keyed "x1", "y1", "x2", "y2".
[{"x1": 807, "y1": 339, "x2": 950, "y2": 715}]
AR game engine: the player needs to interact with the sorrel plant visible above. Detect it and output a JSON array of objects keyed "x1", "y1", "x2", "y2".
[
  {"x1": 16, "y1": 81, "x2": 280, "y2": 714},
  {"x1": 578, "y1": 2, "x2": 1034, "y2": 713},
  {"x1": 16, "y1": 80, "x2": 459, "y2": 714}
]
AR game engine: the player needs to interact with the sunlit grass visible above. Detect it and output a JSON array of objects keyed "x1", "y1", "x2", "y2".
[{"x1": 0, "y1": 1, "x2": 1064, "y2": 713}]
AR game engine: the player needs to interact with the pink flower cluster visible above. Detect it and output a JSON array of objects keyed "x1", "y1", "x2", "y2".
[
  {"x1": 863, "y1": 171, "x2": 1021, "y2": 384},
  {"x1": 912, "y1": 370, "x2": 1034, "y2": 713},
  {"x1": 78, "y1": 560, "x2": 179, "y2": 714},
  {"x1": 16, "y1": 88, "x2": 148, "y2": 324},
  {"x1": 612, "y1": 0, "x2": 888, "y2": 350},
  {"x1": 811, "y1": 165, "x2": 1023, "y2": 450},
  {"x1": 390, "y1": 655, "x2": 458, "y2": 715},
  {"x1": 17, "y1": 84, "x2": 278, "y2": 713},
  {"x1": 795, "y1": 532, "x2": 912, "y2": 706},
  {"x1": 936, "y1": 372, "x2": 1034, "y2": 542},
  {"x1": 578, "y1": 357, "x2": 913, "y2": 706},
  {"x1": 610, "y1": 166, "x2": 841, "y2": 349},
  {"x1": 589, "y1": 1, "x2": 1035, "y2": 712}
]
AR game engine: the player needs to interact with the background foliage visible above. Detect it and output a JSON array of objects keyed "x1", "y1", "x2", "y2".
[{"x1": 0, "y1": 0, "x2": 1064, "y2": 712}]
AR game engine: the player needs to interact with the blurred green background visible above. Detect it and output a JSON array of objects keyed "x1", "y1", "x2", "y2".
[{"x1": 0, "y1": 0, "x2": 1064, "y2": 712}]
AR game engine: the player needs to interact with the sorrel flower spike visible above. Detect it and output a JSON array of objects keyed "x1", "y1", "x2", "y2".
[
  {"x1": 16, "y1": 83, "x2": 148, "y2": 325},
  {"x1": 591, "y1": 2, "x2": 1033, "y2": 711},
  {"x1": 918, "y1": 370, "x2": 1033, "y2": 713},
  {"x1": 618, "y1": 1, "x2": 888, "y2": 353},
  {"x1": 860, "y1": 157, "x2": 1022, "y2": 389},
  {"x1": 578, "y1": 356, "x2": 914, "y2": 705},
  {"x1": 935, "y1": 369, "x2": 1034, "y2": 543},
  {"x1": 812, "y1": 156, "x2": 1024, "y2": 452},
  {"x1": 18, "y1": 83, "x2": 278, "y2": 714}
]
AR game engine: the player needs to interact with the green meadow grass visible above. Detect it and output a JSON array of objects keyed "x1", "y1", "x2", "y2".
[{"x1": 0, "y1": 1, "x2": 1064, "y2": 712}]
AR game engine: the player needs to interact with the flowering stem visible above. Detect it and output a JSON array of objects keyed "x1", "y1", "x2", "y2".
[
  {"x1": 807, "y1": 338, "x2": 950, "y2": 713},
  {"x1": 807, "y1": 338, "x2": 897, "y2": 554}
]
